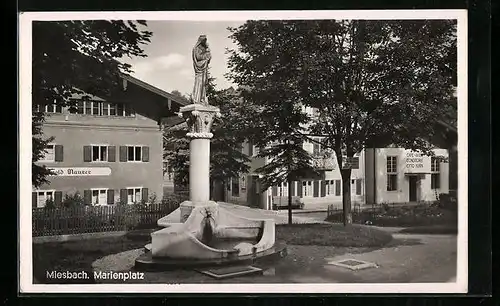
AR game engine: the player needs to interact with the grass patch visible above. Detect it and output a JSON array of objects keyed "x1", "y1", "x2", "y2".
[
  {"x1": 398, "y1": 225, "x2": 458, "y2": 235},
  {"x1": 326, "y1": 205, "x2": 457, "y2": 228},
  {"x1": 33, "y1": 231, "x2": 152, "y2": 283},
  {"x1": 276, "y1": 223, "x2": 393, "y2": 247}
]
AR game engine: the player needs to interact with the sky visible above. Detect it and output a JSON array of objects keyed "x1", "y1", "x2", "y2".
[{"x1": 124, "y1": 20, "x2": 244, "y2": 97}]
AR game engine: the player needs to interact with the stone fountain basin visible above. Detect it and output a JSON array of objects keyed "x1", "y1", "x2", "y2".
[{"x1": 150, "y1": 201, "x2": 276, "y2": 260}]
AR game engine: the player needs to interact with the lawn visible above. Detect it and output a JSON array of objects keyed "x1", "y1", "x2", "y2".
[
  {"x1": 276, "y1": 223, "x2": 393, "y2": 247},
  {"x1": 32, "y1": 230, "x2": 155, "y2": 284},
  {"x1": 326, "y1": 204, "x2": 458, "y2": 228}
]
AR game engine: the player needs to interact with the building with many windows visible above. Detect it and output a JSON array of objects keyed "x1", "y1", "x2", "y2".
[
  {"x1": 225, "y1": 105, "x2": 454, "y2": 210},
  {"x1": 32, "y1": 74, "x2": 187, "y2": 208}
]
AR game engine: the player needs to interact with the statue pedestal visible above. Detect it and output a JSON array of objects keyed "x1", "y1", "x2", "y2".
[{"x1": 178, "y1": 103, "x2": 221, "y2": 221}]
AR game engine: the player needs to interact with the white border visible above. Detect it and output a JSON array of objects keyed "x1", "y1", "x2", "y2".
[{"x1": 19, "y1": 10, "x2": 468, "y2": 294}]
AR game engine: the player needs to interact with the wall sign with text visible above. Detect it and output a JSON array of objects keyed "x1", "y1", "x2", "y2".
[
  {"x1": 404, "y1": 151, "x2": 430, "y2": 173},
  {"x1": 49, "y1": 167, "x2": 112, "y2": 176}
]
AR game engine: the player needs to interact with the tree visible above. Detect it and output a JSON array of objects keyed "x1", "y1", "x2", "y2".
[
  {"x1": 227, "y1": 20, "x2": 456, "y2": 225},
  {"x1": 32, "y1": 20, "x2": 153, "y2": 187},
  {"x1": 227, "y1": 21, "x2": 319, "y2": 224},
  {"x1": 163, "y1": 75, "x2": 251, "y2": 200}
]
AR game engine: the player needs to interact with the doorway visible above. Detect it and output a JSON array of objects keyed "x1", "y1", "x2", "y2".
[
  {"x1": 247, "y1": 175, "x2": 262, "y2": 208},
  {"x1": 408, "y1": 176, "x2": 418, "y2": 202}
]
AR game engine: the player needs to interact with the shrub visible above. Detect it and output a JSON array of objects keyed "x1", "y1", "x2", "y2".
[
  {"x1": 61, "y1": 192, "x2": 84, "y2": 208},
  {"x1": 162, "y1": 192, "x2": 189, "y2": 207},
  {"x1": 438, "y1": 193, "x2": 457, "y2": 211},
  {"x1": 44, "y1": 198, "x2": 55, "y2": 209}
]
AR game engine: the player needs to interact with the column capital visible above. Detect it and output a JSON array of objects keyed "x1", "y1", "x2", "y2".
[{"x1": 179, "y1": 104, "x2": 221, "y2": 139}]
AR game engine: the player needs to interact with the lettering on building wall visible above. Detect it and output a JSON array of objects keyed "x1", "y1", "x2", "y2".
[
  {"x1": 404, "y1": 152, "x2": 428, "y2": 173},
  {"x1": 49, "y1": 167, "x2": 112, "y2": 177}
]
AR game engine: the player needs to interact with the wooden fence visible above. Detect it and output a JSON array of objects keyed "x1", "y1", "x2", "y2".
[{"x1": 32, "y1": 202, "x2": 179, "y2": 237}]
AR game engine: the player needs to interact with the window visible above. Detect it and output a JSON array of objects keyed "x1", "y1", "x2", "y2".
[
  {"x1": 119, "y1": 146, "x2": 148, "y2": 162},
  {"x1": 302, "y1": 181, "x2": 313, "y2": 197},
  {"x1": 101, "y1": 102, "x2": 110, "y2": 116},
  {"x1": 356, "y1": 179, "x2": 362, "y2": 195},
  {"x1": 127, "y1": 188, "x2": 142, "y2": 204},
  {"x1": 128, "y1": 146, "x2": 142, "y2": 161},
  {"x1": 70, "y1": 101, "x2": 134, "y2": 117},
  {"x1": 278, "y1": 182, "x2": 289, "y2": 197},
  {"x1": 232, "y1": 178, "x2": 240, "y2": 197},
  {"x1": 253, "y1": 145, "x2": 259, "y2": 156},
  {"x1": 41, "y1": 144, "x2": 55, "y2": 162},
  {"x1": 290, "y1": 182, "x2": 297, "y2": 196},
  {"x1": 325, "y1": 180, "x2": 335, "y2": 195},
  {"x1": 109, "y1": 103, "x2": 117, "y2": 116},
  {"x1": 91, "y1": 189, "x2": 109, "y2": 205},
  {"x1": 35, "y1": 190, "x2": 55, "y2": 208},
  {"x1": 91, "y1": 145, "x2": 108, "y2": 162},
  {"x1": 335, "y1": 180, "x2": 341, "y2": 196},
  {"x1": 387, "y1": 156, "x2": 398, "y2": 191},
  {"x1": 76, "y1": 101, "x2": 84, "y2": 114},
  {"x1": 431, "y1": 157, "x2": 440, "y2": 189},
  {"x1": 431, "y1": 157, "x2": 440, "y2": 172},
  {"x1": 35, "y1": 104, "x2": 63, "y2": 114}
]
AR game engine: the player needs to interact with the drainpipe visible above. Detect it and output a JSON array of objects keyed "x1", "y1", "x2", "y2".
[{"x1": 373, "y1": 148, "x2": 377, "y2": 205}]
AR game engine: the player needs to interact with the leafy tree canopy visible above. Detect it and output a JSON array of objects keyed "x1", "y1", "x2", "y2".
[{"x1": 227, "y1": 19, "x2": 457, "y2": 224}]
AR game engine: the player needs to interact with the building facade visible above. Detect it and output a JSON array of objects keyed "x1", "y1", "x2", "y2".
[
  {"x1": 226, "y1": 104, "x2": 452, "y2": 210},
  {"x1": 227, "y1": 144, "x2": 450, "y2": 210},
  {"x1": 32, "y1": 74, "x2": 186, "y2": 208}
]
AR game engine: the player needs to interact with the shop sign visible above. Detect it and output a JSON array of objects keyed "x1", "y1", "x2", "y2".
[{"x1": 48, "y1": 167, "x2": 112, "y2": 177}]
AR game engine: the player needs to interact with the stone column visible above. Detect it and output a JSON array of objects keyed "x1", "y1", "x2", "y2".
[{"x1": 178, "y1": 104, "x2": 221, "y2": 222}]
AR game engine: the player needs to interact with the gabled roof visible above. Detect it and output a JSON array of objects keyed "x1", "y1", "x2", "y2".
[{"x1": 119, "y1": 73, "x2": 189, "y2": 107}]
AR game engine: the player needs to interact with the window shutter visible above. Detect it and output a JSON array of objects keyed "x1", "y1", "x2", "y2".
[
  {"x1": 356, "y1": 179, "x2": 362, "y2": 195},
  {"x1": 120, "y1": 189, "x2": 128, "y2": 204},
  {"x1": 83, "y1": 190, "x2": 91, "y2": 205},
  {"x1": 335, "y1": 180, "x2": 341, "y2": 196},
  {"x1": 352, "y1": 157, "x2": 360, "y2": 169},
  {"x1": 248, "y1": 141, "x2": 253, "y2": 156},
  {"x1": 54, "y1": 145, "x2": 64, "y2": 162},
  {"x1": 108, "y1": 146, "x2": 116, "y2": 162},
  {"x1": 320, "y1": 180, "x2": 326, "y2": 197},
  {"x1": 313, "y1": 181, "x2": 319, "y2": 197},
  {"x1": 54, "y1": 191, "x2": 63, "y2": 206},
  {"x1": 297, "y1": 181, "x2": 303, "y2": 197},
  {"x1": 119, "y1": 146, "x2": 128, "y2": 162},
  {"x1": 290, "y1": 182, "x2": 295, "y2": 197},
  {"x1": 83, "y1": 146, "x2": 92, "y2": 162},
  {"x1": 32, "y1": 192, "x2": 37, "y2": 209},
  {"x1": 272, "y1": 186, "x2": 277, "y2": 197},
  {"x1": 142, "y1": 146, "x2": 150, "y2": 162},
  {"x1": 107, "y1": 189, "x2": 115, "y2": 204},
  {"x1": 142, "y1": 188, "x2": 149, "y2": 202}
]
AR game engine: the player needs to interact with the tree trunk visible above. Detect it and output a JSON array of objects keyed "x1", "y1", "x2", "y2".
[
  {"x1": 288, "y1": 177, "x2": 293, "y2": 225},
  {"x1": 341, "y1": 169, "x2": 353, "y2": 226}
]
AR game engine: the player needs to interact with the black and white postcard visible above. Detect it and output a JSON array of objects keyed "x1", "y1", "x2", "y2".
[{"x1": 19, "y1": 10, "x2": 468, "y2": 293}]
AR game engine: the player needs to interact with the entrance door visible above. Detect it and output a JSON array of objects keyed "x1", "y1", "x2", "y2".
[
  {"x1": 409, "y1": 176, "x2": 418, "y2": 202},
  {"x1": 248, "y1": 175, "x2": 262, "y2": 208}
]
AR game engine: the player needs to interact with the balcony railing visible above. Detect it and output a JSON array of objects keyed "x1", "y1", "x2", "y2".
[
  {"x1": 310, "y1": 153, "x2": 359, "y2": 171},
  {"x1": 311, "y1": 154, "x2": 336, "y2": 171}
]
